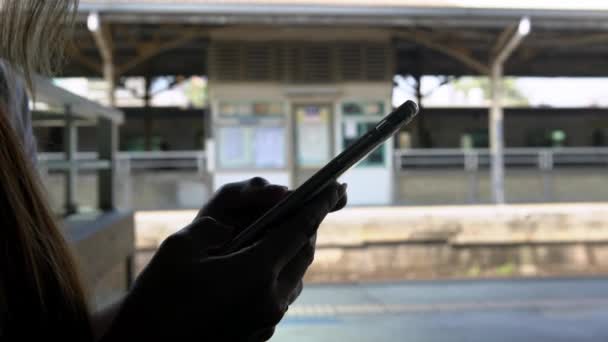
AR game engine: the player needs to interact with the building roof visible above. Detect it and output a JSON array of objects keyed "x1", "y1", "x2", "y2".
[
  {"x1": 77, "y1": 0, "x2": 608, "y2": 32},
  {"x1": 63, "y1": 0, "x2": 608, "y2": 78},
  {"x1": 79, "y1": 0, "x2": 608, "y2": 12}
]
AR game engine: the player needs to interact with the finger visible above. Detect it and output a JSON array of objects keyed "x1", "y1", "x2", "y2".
[
  {"x1": 277, "y1": 242, "x2": 314, "y2": 299},
  {"x1": 247, "y1": 327, "x2": 276, "y2": 342},
  {"x1": 182, "y1": 216, "x2": 234, "y2": 253},
  {"x1": 199, "y1": 182, "x2": 290, "y2": 230},
  {"x1": 195, "y1": 180, "x2": 246, "y2": 220},
  {"x1": 196, "y1": 177, "x2": 272, "y2": 219},
  {"x1": 261, "y1": 184, "x2": 290, "y2": 200},
  {"x1": 225, "y1": 186, "x2": 290, "y2": 232},
  {"x1": 246, "y1": 176, "x2": 270, "y2": 189},
  {"x1": 245, "y1": 185, "x2": 290, "y2": 214},
  {"x1": 287, "y1": 281, "x2": 304, "y2": 305},
  {"x1": 309, "y1": 233, "x2": 317, "y2": 246},
  {"x1": 253, "y1": 183, "x2": 346, "y2": 272},
  {"x1": 331, "y1": 184, "x2": 348, "y2": 212}
]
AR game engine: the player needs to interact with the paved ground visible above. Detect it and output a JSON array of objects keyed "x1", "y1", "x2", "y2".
[{"x1": 275, "y1": 278, "x2": 608, "y2": 341}]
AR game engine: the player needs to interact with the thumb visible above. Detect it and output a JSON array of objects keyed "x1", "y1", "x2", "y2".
[{"x1": 184, "y1": 216, "x2": 235, "y2": 253}]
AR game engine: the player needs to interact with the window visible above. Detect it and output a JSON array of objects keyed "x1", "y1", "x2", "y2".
[
  {"x1": 342, "y1": 101, "x2": 387, "y2": 167},
  {"x1": 216, "y1": 101, "x2": 287, "y2": 169}
]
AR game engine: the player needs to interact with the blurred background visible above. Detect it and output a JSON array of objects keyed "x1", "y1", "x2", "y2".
[{"x1": 35, "y1": 0, "x2": 608, "y2": 340}]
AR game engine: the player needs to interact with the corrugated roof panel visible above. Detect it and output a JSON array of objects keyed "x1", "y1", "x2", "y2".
[{"x1": 79, "y1": 0, "x2": 608, "y2": 11}]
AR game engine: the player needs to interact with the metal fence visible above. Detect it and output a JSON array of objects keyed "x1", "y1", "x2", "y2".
[
  {"x1": 39, "y1": 147, "x2": 608, "y2": 210},
  {"x1": 395, "y1": 148, "x2": 608, "y2": 205},
  {"x1": 33, "y1": 75, "x2": 124, "y2": 215},
  {"x1": 40, "y1": 150, "x2": 207, "y2": 172},
  {"x1": 33, "y1": 75, "x2": 136, "y2": 303},
  {"x1": 39, "y1": 151, "x2": 209, "y2": 212},
  {"x1": 395, "y1": 148, "x2": 608, "y2": 169}
]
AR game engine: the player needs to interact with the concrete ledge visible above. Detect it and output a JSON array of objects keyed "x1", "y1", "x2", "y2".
[
  {"x1": 134, "y1": 204, "x2": 608, "y2": 282},
  {"x1": 66, "y1": 211, "x2": 135, "y2": 309},
  {"x1": 316, "y1": 203, "x2": 608, "y2": 246}
]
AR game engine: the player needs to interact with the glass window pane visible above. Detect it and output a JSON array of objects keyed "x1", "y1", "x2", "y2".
[
  {"x1": 296, "y1": 105, "x2": 331, "y2": 167},
  {"x1": 218, "y1": 126, "x2": 253, "y2": 168},
  {"x1": 342, "y1": 122, "x2": 386, "y2": 167},
  {"x1": 254, "y1": 126, "x2": 286, "y2": 168}
]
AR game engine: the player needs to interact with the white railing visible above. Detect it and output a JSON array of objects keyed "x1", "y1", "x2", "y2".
[
  {"x1": 395, "y1": 147, "x2": 608, "y2": 170},
  {"x1": 40, "y1": 147, "x2": 608, "y2": 175},
  {"x1": 39, "y1": 147, "x2": 608, "y2": 207},
  {"x1": 33, "y1": 76, "x2": 124, "y2": 214},
  {"x1": 395, "y1": 147, "x2": 608, "y2": 204},
  {"x1": 39, "y1": 150, "x2": 208, "y2": 174}
]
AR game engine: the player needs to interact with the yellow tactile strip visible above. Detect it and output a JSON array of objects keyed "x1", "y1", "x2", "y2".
[{"x1": 287, "y1": 298, "x2": 608, "y2": 317}]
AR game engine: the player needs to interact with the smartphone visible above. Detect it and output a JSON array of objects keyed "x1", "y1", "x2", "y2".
[{"x1": 224, "y1": 100, "x2": 419, "y2": 253}]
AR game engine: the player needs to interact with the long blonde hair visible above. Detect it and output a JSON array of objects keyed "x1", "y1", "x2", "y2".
[
  {"x1": 0, "y1": 0, "x2": 91, "y2": 339},
  {"x1": 0, "y1": 105, "x2": 92, "y2": 339},
  {"x1": 0, "y1": 0, "x2": 79, "y2": 88}
]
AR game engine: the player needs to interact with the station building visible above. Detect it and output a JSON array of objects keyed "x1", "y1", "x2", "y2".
[{"x1": 39, "y1": 0, "x2": 608, "y2": 206}]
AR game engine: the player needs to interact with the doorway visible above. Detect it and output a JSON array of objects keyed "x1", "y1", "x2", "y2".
[{"x1": 292, "y1": 103, "x2": 334, "y2": 186}]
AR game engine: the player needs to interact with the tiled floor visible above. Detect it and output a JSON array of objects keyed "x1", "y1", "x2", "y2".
[{"x1": 275, "y1": 278, "x2": 608, "y2": 341}]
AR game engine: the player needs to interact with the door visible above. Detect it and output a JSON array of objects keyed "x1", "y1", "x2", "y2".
[
  {"x1": 292, "y1": 103, "x2": 333, "y2": 186},
  {"x1": 338, "y1": 100, "x2": 393, "y2": 205}
]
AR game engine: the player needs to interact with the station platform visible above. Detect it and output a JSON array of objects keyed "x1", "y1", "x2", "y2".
[{"x1": 134, "y1": 203, "x2": 608, "y2": 282}]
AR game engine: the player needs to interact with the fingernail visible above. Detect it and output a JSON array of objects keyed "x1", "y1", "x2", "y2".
[{"x1": 264, "y1": 184, "x2": 289, "y2": 193}]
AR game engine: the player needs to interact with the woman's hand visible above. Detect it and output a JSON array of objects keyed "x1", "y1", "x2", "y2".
[
  {"x1": 102, "y1": 180, "x2": 347, "y2": 341},
  {"x1": 196, "y1": 177, "x2": 347, "y2": 338},
  {"x1": 197, "y1": 176, "x2": 348, "y2": 231}
]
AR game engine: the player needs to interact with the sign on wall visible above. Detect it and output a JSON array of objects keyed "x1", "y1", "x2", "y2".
[
  {"x1": 217, "y1": 101, "x2": 287, "y2": 169},
  {"x1": 296, "y1": 104, "x2": 331, "y2": 167}
]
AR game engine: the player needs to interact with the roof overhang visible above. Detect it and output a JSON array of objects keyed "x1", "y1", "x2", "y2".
[
  {"x1": 65, "y1": 1, "x2": 608, "y2": 78},
  {"x1": 78, "y1": 1, "x2": 608, "y2": 30}
]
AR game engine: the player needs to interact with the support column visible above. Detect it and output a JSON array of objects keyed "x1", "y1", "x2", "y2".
[
  {"x1": 144, "y1": 75, "x2": 152, "y2": 151},
  {"x1": 89, "y1": 12, "x2": 118, "y2": 211},
  {"x1": 98, "y1": 118, "x2": 118, "y2": 211},
  {"x1": 413, "y1": 74, "x2": 429, "y2": 148},
  {"x1": 489, "y1": 17, "x2": 531, "y2": 204},
  {"x1": 104, "y1": 59, "x2": 116, "y2": 107},
  {"x1": 490, "y1": 63, "x2": 505, "y2": 204},
  {"x1": 64, "y1": 106, "x2": 78, "y2": 215},
  {"x1": 88, "y1": 12, "x2": 115, "y2": 107}
]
